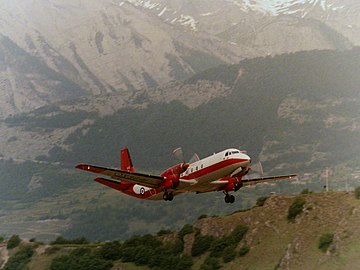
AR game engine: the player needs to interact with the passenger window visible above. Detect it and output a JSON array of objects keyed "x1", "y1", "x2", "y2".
[{"x1": 196, "y1": 166, "x2": 198, "y2": 171}]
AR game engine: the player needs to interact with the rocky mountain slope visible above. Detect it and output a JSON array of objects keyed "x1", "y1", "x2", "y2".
[
  {"x1": 2, "y1": 191, "x2": 360, "y2": 270},
  {"x1": 0, "y1": 0, "x2": 359, "y2": 117}
]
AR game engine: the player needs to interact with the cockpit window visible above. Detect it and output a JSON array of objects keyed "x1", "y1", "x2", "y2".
[{"x1": 225, "y1": 152, "x2": 228, "y2": 157}]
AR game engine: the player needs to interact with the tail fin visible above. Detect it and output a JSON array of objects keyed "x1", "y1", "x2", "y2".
[{"x1": 120, "y1": 147, "x2": 135, "y2": 172}]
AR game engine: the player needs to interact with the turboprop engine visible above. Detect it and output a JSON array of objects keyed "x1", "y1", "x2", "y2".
[{"x1": 161, "y1": 163, "x2": 189, "y2": 189}]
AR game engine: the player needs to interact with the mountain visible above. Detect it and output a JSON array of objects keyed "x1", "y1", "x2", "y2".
[
  {"x1": 0, "y1": 48, "x2": 359, "y2": 241},
  {"x1": 0, "y1": 0, "x2": 359, "y2": 117},
  {"x1": 2, "y1": 191, "x2": 360, "y2": 270}
]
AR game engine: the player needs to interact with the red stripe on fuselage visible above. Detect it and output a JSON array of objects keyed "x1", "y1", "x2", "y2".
[{"x1": 181, "y1": 158, "x2": 248, "y2": 181}]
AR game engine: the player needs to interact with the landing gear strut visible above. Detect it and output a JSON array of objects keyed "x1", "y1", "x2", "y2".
[
  {"x1": 224, "y1": 192, "x2": 235, "y2": 204},
  {"x1": 163, "y1": 191, "x2": 174, "y2": 201}
]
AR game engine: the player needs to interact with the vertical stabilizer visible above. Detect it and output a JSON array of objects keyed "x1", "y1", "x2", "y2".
[{"x1": 120, "y1": 147, "x2": 135, "y2": 172}]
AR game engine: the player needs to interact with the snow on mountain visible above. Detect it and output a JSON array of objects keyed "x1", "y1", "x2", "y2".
[{"x1": 228, "y1": 0, "x2": 345, "y2": 16}]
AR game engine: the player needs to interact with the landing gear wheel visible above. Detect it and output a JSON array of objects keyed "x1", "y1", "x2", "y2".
[
  {"x1": 224, "y1": 194, "x2": 235, "y2": 204},
  {"x1": 229, "y1": 195, "x2": 235, "y2": 204},
  {"x1": 163, "y1": 192, "x2": 174, "y2": 201}
]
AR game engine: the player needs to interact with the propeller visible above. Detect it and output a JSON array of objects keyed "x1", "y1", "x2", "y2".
[
  {"x1": 189, "y1": 153, "x2": 200, "y2": 163},
  {"x1": 173, "y1": 147, "x2": 185, "y2": 163},
  {"x1": 251, "y1": 161, "x2": 264, "y2": 176},
  {"x1": 173, "y1": 147, "x2": 200, "y2": 164}
]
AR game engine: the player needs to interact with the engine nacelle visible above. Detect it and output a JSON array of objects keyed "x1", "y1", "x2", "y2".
[
  {"x1": 223, "y1": 177, "x2": 243, "y2": 192},
  {"x1": 161, "y1": 163, "x2": 189, "y2": 190},
  {"x1": 161, "y1": 163, "x2": 189, "y2": 177}
]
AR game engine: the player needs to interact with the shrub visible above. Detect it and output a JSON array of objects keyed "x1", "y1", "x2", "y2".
[
  {"x1": 50, "y1": 248, "x2": 112, "y2": 270},
  {"x1": 222, "y1": 245, "x2": 236, "y2": 263},
  {"x1": 198, "y1": 214, "x2": 208, "y2": 220},
  {"x1": 200, "y1": 257, "x2": 221, "y2": 270},
  {"x1": 174, "y1": 255, "x2": 193, "y2": 270},
  {"x1": 287, "y1": 197, "x2": 306, "y2": 221},
  {"x1": 209, "y1": 224, "x2": 248, "y2": 258},
  {"x1": 98, "y1": 241, "x2": 122, "y2": 260},
  {"x1": 301, "y1": 188, "x2": 311, "y2": 194},
  {"x1": 191, "y1": 234, "x2": 215, "y2": 257},
  {"x1": 318, "y1": 233, "x2": 334, "y2": 252},
  {"x1": 6, "y1": 235, "x2": 21, "y2": 249},
  {"x1": 239, "y1": 245, "x2": 250, "y2": 256},
  {"x1": 4, "y1": 245, "x2": 33, "y2": 270},
  {"x1": 209, "y1": 237, "x2": 229, "y2": 258},
  {"x1": 231, "y1": 224, "x2": 248, "y2": 244},
  {"x1": 157, "y1": 229, "x2": 172, "y2": 236},
  {"x1": 50, "y1": 236, "x2": 89, "y2": 245},
  {"x1": 178, "y1": 224, "x2": 193, "y2": 240},
  {"x1": 256, "y1": 196, "x2": 269, "y2": 206},
  {"x1": 355, "y1": 186, "x2": 360, "y2": 199}
]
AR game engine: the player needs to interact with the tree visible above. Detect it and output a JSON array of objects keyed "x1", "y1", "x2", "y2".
[
  {"x1": 355, "y1": 186, "x2": 360, "y2": 199},
  {"x1": 4, "y1": 245, "x2": 33, "y2": 270},
  {"x1": 191, "y1": 234, "x2": 215, "y2": 257},
  {"x1": 98, "y1": 241, "x2": 122, "y2": 260},
  {"x1": 200, "y1": 257, "x2": 221, "y2": 270},
  {"x1": 318, "y1": 233, "x2": 334, "y2": 252},
  {"x1": 6, "y1": 235, "x2": 21, "y2": 249},
  {"x1": 287, "y1": 197, "x2": 305, "y2": 221}
]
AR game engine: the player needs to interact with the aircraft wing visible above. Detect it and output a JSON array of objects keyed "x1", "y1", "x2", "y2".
[
  {"x1": 241, "y1": 174, "x2": 297, "y2": 186},
  {"x1": 75, "y1": 164, "x2": 164, "y2": 189}
]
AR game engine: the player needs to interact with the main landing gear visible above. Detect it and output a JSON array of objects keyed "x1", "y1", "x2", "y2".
[
  {"x1": 163, "y1": 191, "x2": 174, "y2": 201},
  {"x1": 224, "y1": 192, "x2": 235, "y2": 204}
]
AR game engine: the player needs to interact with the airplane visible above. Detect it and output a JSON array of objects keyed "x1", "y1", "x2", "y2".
[{"x1": 75, "y1": 147, "x2": 296, "y2": 203}]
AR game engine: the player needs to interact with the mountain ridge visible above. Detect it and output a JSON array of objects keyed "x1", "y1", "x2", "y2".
[{"x1": 0, "y1": 0, "x2": 359, "y2": 117}]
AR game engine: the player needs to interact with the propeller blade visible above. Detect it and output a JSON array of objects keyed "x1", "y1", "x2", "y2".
[
  {"x1": 173, "y1": 147, "x2": 185, "y2": 162},
  {"x1": 189, "y1": 153, "x2": 200, "y2": 163},
  {"x1": 251, "y1": 162, "x2": 264, "y2": 176}
]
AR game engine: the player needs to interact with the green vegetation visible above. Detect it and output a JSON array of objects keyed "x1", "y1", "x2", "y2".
[
  {"x1": 178, "y1": 224, "x2": 193, "y2": 240},
  {"x1": 318, "y1": 233, "x2": 334, "y2": 252},
  {"x1": 98, "y1": 241, "x2": 122, "y2": 261},
  {"x1": 6, "y1": 235, "x2": 21, "y2": 249},
  {"x1": 118, "y1": 234, "x2": 191, "y2": 270},
  {"x1": 209, "y1": 225, "x2": 248, "y2": 259},
  {"x1": 4, "y1": 245, "x2": 33, "y2": 270},
  {"x1": 355, "y1": 186, "x2": 360, "y2": 199},
  {"x1": 50, "y1": 248, "x2": 112, "y2": 270},
  {"x1": 256, "y1": 196, "x2": 269, "y2": 206},
  {"x1": 191, "y1": 234, "x2": 215, "y2": 257},
  {"x1": 301, "y1": 188, "x2": 312, "y2": 195},
  {"x1": 222, "y1": 245, "x2": 237, "y2": 263},
  {"x1": 50, "y1": 236, "x2": 89, "y2": 245},
  {"x1": 200, "y1": 257, "x2": 221, "y2": 270},
  {"x1": 287, "y1": 196, "x2": 306, "y2": 221},
  {"x1": 239, "y1": 245, "x2": 250, "y2": 256}
]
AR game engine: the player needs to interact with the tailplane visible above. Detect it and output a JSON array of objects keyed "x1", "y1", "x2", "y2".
[{"x1": 120, "y1": 147, "x2": 136, "y2": 172}]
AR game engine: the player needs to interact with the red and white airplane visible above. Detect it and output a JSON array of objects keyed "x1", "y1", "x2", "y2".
[{"x1": 76, "y1": 147, "x2": 296, "y2": 203}]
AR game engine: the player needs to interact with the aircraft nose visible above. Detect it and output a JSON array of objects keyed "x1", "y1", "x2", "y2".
[{"x1": 243, "y1": 153, "x2": 251, "y2": 165}]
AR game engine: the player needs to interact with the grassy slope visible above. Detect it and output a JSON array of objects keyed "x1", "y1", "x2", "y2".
[{"x1": 8, "y1": 191, "x2": 360, "y2": 270}]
